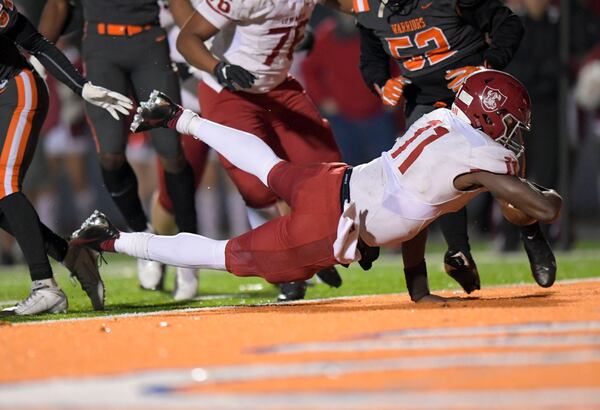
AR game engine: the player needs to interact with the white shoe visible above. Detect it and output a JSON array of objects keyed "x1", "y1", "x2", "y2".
[
  {"x1": 63, "y1": 244, "x2": 105, "y2": 310},
  {"x1": 137, "y1": 259, "x2": 165, "y2": 290},
  {"x1": 173, "y1": 267, "x2": 198, "y2": 301},
  {"x1": 2, "y1": 279, "x2": 67, "y2": 316}
]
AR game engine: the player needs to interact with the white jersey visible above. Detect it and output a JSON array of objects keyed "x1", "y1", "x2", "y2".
[
  {"x1": 349, "y1": 109, "x2": 519, "y2": 247},
  {"x1": 195, "y1": 0, "x2": 319, "y2": 93}
]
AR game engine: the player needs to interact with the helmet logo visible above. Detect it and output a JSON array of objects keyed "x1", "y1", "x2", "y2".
[{"x1": 481, "y1": 86, "x2": 507, "y2": 112}]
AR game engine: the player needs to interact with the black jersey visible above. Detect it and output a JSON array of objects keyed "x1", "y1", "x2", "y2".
[
  {"x1": 81, "y1": 0, "x2": 159, "y2": 25},
  {"x1": 354, "y1": 0, "x2": 486, "y2": 79},
  {"x1": 0, "y1": 0, "x2": 30, "y2": 82}
]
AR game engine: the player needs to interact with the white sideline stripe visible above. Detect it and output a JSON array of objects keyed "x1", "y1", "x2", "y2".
[
  {"x1": 1, "y1": 351, "x2": 600, "y2": 409},
  {"x1": 255, "y1": 333, "x2": 600, "y2": 354},
  {"x1": 11, "y1": 277, "x2": 600, "y2": 326},
  {"x1": 2, "y1": 388, "x2": 600, "y2": 410}
]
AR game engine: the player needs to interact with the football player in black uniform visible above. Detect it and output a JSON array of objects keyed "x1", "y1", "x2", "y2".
[
  {"x1": 351, "y1": 0, "x2": 556, "y2": 293},
  {"x1": 39, "y1": 0, "x2": 199, "y2": 294},
  {"x1": 0, "y1": 0, "x2": 132, "y2": 315}
]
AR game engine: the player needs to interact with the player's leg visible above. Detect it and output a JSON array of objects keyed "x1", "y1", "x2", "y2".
[
  {"x1": 74, "y1": 162, "x2": 345, "y2": 285},
  {"x1": 0, "y1": 70, "x2": 66, "y2": 315},
  {"x1": 130, "y1": 27, "x2": 197, "y2": 236},
  {"x1": 197, "y1": 82, "x2": 280, "y2": 210},
  {"x1": 83, "y1": 55, "x2": 149, "y2": 232},
  {"x1": 269, "y1": 78, "x2": 341, "y2": 164}
]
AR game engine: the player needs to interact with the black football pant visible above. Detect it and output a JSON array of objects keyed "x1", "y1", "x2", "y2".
[
  {"x1": 406, "y1": 103, "x2": 470, "y2": 253},
  {"x1": 0, "y1": 69, "x2": 67, "y2": 281},
  {"x1": 82, "y1": 25, "x2": 197, "y2": 233}
]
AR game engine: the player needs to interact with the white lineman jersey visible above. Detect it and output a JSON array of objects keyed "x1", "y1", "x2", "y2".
[
  {"x1": 196, "y1": 0, "x2": 320, "y2": 93},
  {"x1": 350, "y1": 108, "x2": 519, "y2": 247}
]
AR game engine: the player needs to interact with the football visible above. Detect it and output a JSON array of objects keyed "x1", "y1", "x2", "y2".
[{"x1": 498, "y1": 199, "x2": 537, "y2": 226}]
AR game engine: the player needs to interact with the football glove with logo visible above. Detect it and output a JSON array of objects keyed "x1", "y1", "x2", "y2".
[
  {"x1": 445, "y1": 65, "x2": 486, "y2": 93},
  {"x1": 375, "y1": 76, "x2": 412, "y2": 107},
  {"x1": 213, "y1": 61, "x2": 256, "y2": 91}
]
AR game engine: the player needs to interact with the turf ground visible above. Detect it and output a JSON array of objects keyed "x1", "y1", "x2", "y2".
[
  {"x1": 2, "y1": 242, "x2": 600, "y2": 409},
  {"x1": 1, "y1": 241, "x2": 599, "y2": 322}
]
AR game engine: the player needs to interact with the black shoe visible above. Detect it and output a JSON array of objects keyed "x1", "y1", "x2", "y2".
[
  {"x1": 277, "y1": 281, "x2": 307, "y2": 302},
  {"x1": 315, "y1": 266, "x2": 342, "y2": 288},
  {"x1": 521, "y1": 224, "x2": 556, "y2": 287},
  {"x1": 130, "y1": 90, "x2": 183, "y2": 133},
  {"x1": 71, "y1": 210, "x2": 119, "y2": 252},
  {"x1": 444, "y1": 250, "x2": 481, "y2": 294}
]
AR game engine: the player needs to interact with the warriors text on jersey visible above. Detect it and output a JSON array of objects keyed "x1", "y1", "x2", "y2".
[
  {"x1": 354, "y1": 0, "x2": 486, "y2": 78},
  {"x1": 349, "y1": 108, "x2": 518, "y2": 247},
  {"x1": 196, "y1": 0, "x2": 321, "y2": 93}
]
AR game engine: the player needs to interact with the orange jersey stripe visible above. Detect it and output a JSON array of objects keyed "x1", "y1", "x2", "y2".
[
  {"x1": 353, "y1": 0, "x2": 370, "y2": 12},
  {"x1": 11, "y1": 70, "x2": 38, "y2": 191},
  {"x1": 0, "y1": 73, "x2": 26, "y2": 198}
]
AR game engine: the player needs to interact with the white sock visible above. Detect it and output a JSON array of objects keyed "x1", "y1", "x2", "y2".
[
  {"x1": 177, "y1": 110, "x2": 283, "y2": 186},
  {"x1": 147, "y1": 233, "x2": 228, "y2": 270},
  {"x1": 115, "y1": 232, "x2": 154, "y2": 260}
]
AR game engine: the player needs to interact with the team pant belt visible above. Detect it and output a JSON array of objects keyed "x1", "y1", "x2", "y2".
[
  {"x1": 339, "y1": 167, "x2": 353, "y2": 211},
  {"x1": 93, "y1": 23, "x2": 153, "y2": 36}
]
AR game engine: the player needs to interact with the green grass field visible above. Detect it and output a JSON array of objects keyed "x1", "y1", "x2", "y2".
[{"x1": 1, "y1": 242, "x2": 599, "y2": 323}]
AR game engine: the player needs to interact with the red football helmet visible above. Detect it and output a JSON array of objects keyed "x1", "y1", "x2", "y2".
[{"x1": 451, "y1": 70, "x2": 531, "y2": 158}]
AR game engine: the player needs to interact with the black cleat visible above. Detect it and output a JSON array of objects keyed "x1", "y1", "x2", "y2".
[
  {"x1": 130, "y1": 90, "x2": 183, "y2": 133},
  {"x1": 277, "y1": 281, "x2": 307, "y2": 302},
  {"x1": 71, "y1": 210, "x2": 120, "y2": 252},
  {"x1": 64, "y1": 244, "x2": 105, "y2": 310},
  {"x1": 315, "y1": 266, "x2": 342, "y2": 288},
  {"x1": 521, "y1": 224, "x2": 556, "y2": 287},
  {"x1": 444, "y1": 250, "x2": 481, "y2": 294}
]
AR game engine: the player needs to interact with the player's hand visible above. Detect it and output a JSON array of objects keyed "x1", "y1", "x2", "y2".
[
  {"x1": 445, "y1": 65, "x2": 486, "y2": 93},
  {"x1": 375, "y1": 76, "x2": 412, "y2": 107},
  {"x1": 81, "y1": 82, "x2": 134, "y2": 120},
  {"x1": 213, "y1": 61, "x2": 256, "y2": 91}
]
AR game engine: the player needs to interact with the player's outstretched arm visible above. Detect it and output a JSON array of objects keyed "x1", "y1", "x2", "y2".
[
  {"x1": 456, "y1": 172, "x2": 562, "y2": 224},
  {"x1": 2, "y1": 10, "x2": 133, "y2": 119}
]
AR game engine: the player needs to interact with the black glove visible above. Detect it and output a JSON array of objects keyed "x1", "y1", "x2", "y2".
[{"x1": 213, "y1": 61, "x2": 256, "y2": 91}]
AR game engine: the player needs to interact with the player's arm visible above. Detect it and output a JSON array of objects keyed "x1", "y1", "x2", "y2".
[
  {"x1": 357, "y1": 23, "x2": 391, "y2": 95},
  {"x1": 169, "y1": 0, "x2": 196, "y2": 29},
  {"x1": 457, "y1": 0, "x2": 524, "y2": 70},
  {"x1": 401, "y1": 229, "x2": 451, "y2": 303},
  {"x1": 38, "y1": 0, "x2": 70, "y2": 43},
  {"x1": 455, "y1": 172, "x2": 562, "y2": 224},
  {"x1": 358, "y1": 23, "x2": 411, "y2": 107},
  {"x1": 176, "y1": 10, "x2": 255, "y2": 90},
  {"x1": 2, "y1": 8, "x2": 132, "y2": 119}
]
